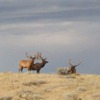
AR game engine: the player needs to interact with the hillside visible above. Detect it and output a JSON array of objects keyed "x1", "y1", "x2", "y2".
[{"x1": 0, "y1": 72, "x2": 100, "y2": 100}]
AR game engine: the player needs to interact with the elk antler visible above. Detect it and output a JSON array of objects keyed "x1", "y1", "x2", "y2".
[
  {"x1": 75, "y1": 60, "x2": 82, "y2": 67},
  {"x1": 68, "y1": 59, "x2": 73, "y2": 66},
  {"x1": 68, "y1": 59, "x2": 82, "y2": 67},
  {"x1": 37, "y1": 52, "x2": 42, "y2": 59},
  {"x1": 33, "y1": 52, "x2": 39, "y2": 58},
  {"x1": 26, "y1": 52, "x2": 32, "y2": 59},
  {"x1": 37, "y1": 52, "x2": 46, "y2": 61}
]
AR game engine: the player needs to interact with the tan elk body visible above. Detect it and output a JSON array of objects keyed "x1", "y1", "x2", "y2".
[{"x1": 18, "y1": 53, "x2": 38, "y2": 72}]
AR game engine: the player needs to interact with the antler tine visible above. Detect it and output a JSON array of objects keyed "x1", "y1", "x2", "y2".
[
  {"x1": 77, "y1": 60, "x2": 82, "y2": 64},
  {"x1": 75, "y1": 60, "x2": 82, "y2": 66},
  {"x1": 36, "y1": 52, "x2": 40, "y2": 58},
  {"x1": 38, "y1": 52, "x2": 42, "y2": 58},
  {"x1": 34, "y1": 52, "x2": 41, "y2": 58},
  {"x1": 26, "y1": 52, "x2": 32, "y2": 58},
  {"x1": 26, "y1": 52, "x2": 28, "y2": 57},
  {"x1": 79, "y1": 60, "x2": 82, "y2": 62},
  {"x1": 34, "y1": 52, "x2": 38, "y2": 58},
  {"x1": 68, "y1": 59, "x2": 73, "y2": 66},
  {"x1": 38, "y1": 52, "x2": 40, "y2": 57}
]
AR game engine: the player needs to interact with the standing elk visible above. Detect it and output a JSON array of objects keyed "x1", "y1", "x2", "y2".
[
  {"x1": 18, "y1": 53, "x2": 39, "y2": 73},
  {"x1": 31, "y1": 52, "x2": 48, "y2": 73},
  {"x1": 67, "y1": 59, "x2": 81, "y2": 74}
]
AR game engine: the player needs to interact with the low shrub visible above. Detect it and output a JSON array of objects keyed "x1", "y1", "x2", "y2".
[
  {"x1": 57, "y1": 67, "x2": 68, "y2": 75},
  {"x1": 0, "y1": 96, "x2": 12, "y2": 100}
]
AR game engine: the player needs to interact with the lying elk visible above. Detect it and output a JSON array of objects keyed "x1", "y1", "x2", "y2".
[
  {"x1": 31, "y1": 52, "x2": 48, "y2": 73},
  {"x1": 67, "y1": 59, "x2": 81, "y2": 74},
  {"x1": 18, "y1": 53, "x2": 39, "y2": 73}
]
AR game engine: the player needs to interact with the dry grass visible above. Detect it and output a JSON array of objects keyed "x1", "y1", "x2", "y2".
[{"x1": 0, "y1": 72, "x2": 100, "y2": 100}]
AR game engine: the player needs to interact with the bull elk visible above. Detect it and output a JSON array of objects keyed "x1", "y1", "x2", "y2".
[
  {"x1": 67, "y1": 59, "x2": 81, "y2": 74},
  {"x1": 31, "y1": 52, "x2": 48, "y2": 73},
  {"x1": 18, "y1": 53, "x2": 39, "y2": 73}
]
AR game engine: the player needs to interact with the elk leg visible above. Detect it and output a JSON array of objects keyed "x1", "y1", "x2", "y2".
[
  {"x1": 37, "y1": 70, "x2": 40, "y2": 74},
  {"x1": 28, "y1": 68, "x2": 31, "y2": 73},
  {"x1": 21, "y1": 68, "x2": 23, "y2": 72},
  {"x1": 18, "y1": 67, "x2": 23, "y2": 73}
]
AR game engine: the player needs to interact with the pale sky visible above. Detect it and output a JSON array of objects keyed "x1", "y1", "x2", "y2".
[{"x1": 0, "y1": 0, "x2": 100, "y2": 74}]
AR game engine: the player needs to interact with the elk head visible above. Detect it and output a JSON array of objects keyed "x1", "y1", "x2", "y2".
[
  {"x1": 31, "y1": 52, "x2": 48, "y2": 73},
  {"x1": 67, "y1": 59, "x2": 82, "y2": 73}
]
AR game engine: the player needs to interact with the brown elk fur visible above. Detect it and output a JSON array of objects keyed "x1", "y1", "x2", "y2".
[
  {"x1": 31, "y1": 53, "x2": 48, "y2": 73},
  {"x1": 67, "y1": 60, "x2": 81, "y2": 74}
]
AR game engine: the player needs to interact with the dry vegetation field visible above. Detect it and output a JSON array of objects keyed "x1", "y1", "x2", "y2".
[{"x1": 0, "y1": 72, "x2": 100, "y2": 100}]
